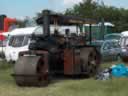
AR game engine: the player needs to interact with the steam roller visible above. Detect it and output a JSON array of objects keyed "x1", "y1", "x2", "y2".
[{"x1": 13, "y1": 10, "x2": 101, "y2": 86}]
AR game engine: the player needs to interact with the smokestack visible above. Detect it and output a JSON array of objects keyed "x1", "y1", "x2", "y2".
[{"x1": 43, "y1": 10, "x2": 50, "y2": 36}]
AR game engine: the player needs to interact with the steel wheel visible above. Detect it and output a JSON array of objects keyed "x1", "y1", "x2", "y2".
[
  {"x1": 87, "y1": 52, "x2": 98, "y2": 76},
  {"x1": 13, "y1": 56, "x2": 49, "y2": 86},
  {"x1": 80, "y1": 48, "x2": 100, "y2": 77},
  {"x1": 36, "y1": 58, "x2": 49, "y2": 86}
]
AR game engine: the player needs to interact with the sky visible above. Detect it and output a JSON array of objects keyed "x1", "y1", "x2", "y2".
[{"x1": 0, "y1": 0, "x2": 128, "y2": 19}]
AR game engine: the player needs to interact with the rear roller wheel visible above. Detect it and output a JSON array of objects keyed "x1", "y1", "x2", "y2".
[{"x1": 80, "y1": 48, "x2": 100, "y2": 77}]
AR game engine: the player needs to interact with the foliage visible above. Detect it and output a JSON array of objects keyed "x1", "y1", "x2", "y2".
[
  {"x1": 65, "y1": 0, "x2": 128, "y2": 32},
  {"x1": 15, "y1": 20, "x2": 26, "y2": 28},
  {"x1": 16, "y1": 17, "x2": 37, "y2": 28}
]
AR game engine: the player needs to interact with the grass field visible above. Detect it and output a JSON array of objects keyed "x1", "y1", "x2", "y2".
[{"x1": 0, "y1": 61, "x2": 128, "y2": 96}]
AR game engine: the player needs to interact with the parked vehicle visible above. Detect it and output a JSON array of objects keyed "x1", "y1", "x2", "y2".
[
  {"x1": 91, "y1": 40, "x2": 121, "y2": 61},
  {"x1": 5, "y1": 26, "x2": 42, "y2": 62},
  {"x1": 104, "y1": 33, "x2": 121, "y2": 41},
  {"x1": 119, "y1": 31, "x2": 128, "y2": 61}
]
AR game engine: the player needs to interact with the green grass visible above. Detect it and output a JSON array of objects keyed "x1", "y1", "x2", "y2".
[
  {"x1": 101, "y1": 60, "x2": 124, "y2": 68},
  {"x1": 0, "y1": 60, "x2": 128, "y2": 96}
]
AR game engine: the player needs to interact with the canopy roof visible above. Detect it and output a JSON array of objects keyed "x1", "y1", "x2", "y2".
[{"x1": 36, "y1": 10, "x2": 97, "y2": 25}]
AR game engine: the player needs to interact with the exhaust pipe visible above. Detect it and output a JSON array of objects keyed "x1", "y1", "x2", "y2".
[{"x1": 43, "y1": 10, "x2": 50, "y2": 37}]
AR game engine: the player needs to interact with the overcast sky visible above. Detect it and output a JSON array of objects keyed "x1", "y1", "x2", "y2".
[{"x1": 0, "y1": 0, "x2": 128, "y2": 19}]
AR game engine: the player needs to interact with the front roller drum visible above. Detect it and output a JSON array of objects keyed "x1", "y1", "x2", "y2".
[{"x1": 13, "y1": 56, "x2": 49, "y2": 86}]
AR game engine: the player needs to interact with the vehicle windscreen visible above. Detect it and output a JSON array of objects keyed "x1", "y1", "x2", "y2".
[
  {"x1": 9, "y1": 35, "x2": 29, "y2": 47},
  {"x1": 112, "y1": 41, "x2": 120, "y2": 48},
  {"x1": 103, "y1": 41, "x2": 120, "y2": 50}
]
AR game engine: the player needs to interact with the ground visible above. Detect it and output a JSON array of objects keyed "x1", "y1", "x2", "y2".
[{"x1": 0, "y1": 61, "x2": 128, "y2": 96}]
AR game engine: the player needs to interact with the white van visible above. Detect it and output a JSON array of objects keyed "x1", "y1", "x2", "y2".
[{"x1": 5, "y1": 26, "x2": 42, "y2": 62}]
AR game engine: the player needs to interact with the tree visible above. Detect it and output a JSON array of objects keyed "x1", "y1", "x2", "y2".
[
  {"x1": 65, "y1": 0, "x2": 98, "y2": 18},
  {"x1": 65, "y1": 0, "x2": 128, "y2": 32}
]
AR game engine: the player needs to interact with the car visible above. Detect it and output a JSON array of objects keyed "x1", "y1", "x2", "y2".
[
  {"x1": 91, "y1": 40, "x2": 121, "y2": 61},
  {"x1": 104, "y1": 33, "x2": 121, "y2": 41}
]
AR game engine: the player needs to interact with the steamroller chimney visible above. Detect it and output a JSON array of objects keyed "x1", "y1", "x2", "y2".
[{"x1": 43, "y1": 10, "x2": 50, "y2": 36}]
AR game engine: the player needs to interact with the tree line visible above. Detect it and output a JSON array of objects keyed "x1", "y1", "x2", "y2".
[{"x1": 65, "y1": 0, "x2": 128, "y2": 32}]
